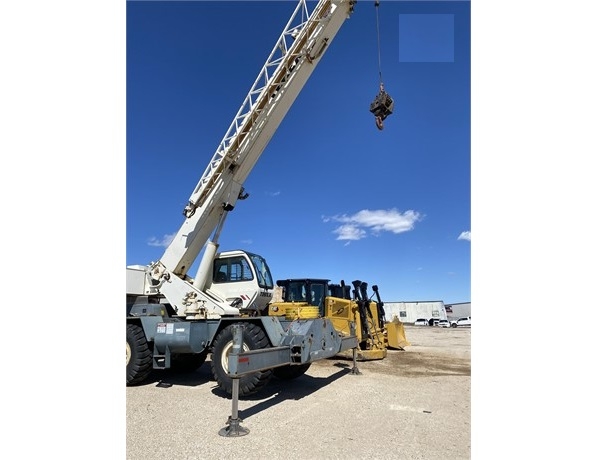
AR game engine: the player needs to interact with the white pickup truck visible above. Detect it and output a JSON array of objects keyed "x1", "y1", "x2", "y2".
[{"x1": 451, "y1": 316, "x2": 471, "y2": 328}]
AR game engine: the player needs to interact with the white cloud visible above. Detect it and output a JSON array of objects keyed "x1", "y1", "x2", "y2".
[
  {"x1": 333, "y1": 224, "x2": 366, "y2": 241},
  {"x1": 266, "y1": 190, "x2": 280, "y2": 197},
  {"x1": 458, "y1": 231, "x2": 471, "y2": 242},
  {"x1": 325, "y1": 208, "x2": 423, "y2": 241},
  {"x1": 147, "y1": 233, "x2": 175, "y2": 248}
]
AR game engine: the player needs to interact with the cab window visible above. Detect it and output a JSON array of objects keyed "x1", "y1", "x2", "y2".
[{"x1": 213, "y1": 256, "x2": 254, "y2": 283}]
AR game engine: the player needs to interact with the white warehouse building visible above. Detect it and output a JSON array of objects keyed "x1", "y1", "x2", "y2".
[
  {"x1": 383, "y1": 300, "x2": 448, "y2": 325},
  {"x1": 444, "y1": 302, "x2": 471, "y2": 322}
]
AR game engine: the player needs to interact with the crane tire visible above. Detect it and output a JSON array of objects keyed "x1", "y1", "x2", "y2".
[
  {"x1": 273, "y1": 363, "x2": 311, "y2": 380},
  {"x1": 126, "y1": 323, "x2": 153, "y2": 386},
  {"x1": 211, "y1": 322, "x2": 273, "y2": 397}
]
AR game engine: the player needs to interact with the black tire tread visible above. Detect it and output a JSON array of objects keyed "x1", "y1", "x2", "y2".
[
  {"x1": 211, "y1": 322, "x2": 273, "y2": 397},
  {"x1": 126, "y1": 323, "x2": 153, "y2": 386}
]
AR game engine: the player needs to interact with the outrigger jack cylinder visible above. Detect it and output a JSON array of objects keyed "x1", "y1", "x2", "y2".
[{"x1": 218, "y1": 325, "x2": 250, "y2": 437}]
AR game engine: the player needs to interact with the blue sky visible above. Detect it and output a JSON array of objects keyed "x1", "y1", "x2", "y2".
[
  {"x1": 127, "y1": 0, "x2": 471, "y2": 304},
  {"x1": 5, "y1": 1, "x2": 600, "y2": 455}
]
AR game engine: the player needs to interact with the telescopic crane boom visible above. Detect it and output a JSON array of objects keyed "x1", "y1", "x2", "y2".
[{"x1": 127, "y1": 0, "x2": 357, "y2": 319}]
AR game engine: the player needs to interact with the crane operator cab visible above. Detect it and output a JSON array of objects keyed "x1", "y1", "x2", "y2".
[{"x1": 208, "y1": 250, "x2": 274, "y2": 314}]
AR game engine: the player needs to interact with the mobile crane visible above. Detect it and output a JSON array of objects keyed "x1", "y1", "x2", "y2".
[
  {"x1": 127, "y1": 0, "x2": 363, "y2": 396},
  {"x1": 126, "y1": 0, "x2": 408, "y2": 402}
]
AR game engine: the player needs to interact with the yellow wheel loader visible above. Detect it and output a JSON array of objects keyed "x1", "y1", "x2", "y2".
[{"x1": 267, "y1": 279, "x2": 410, "y2": 361}]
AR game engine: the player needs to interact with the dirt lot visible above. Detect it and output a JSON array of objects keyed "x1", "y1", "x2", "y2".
[{"x1": 126, "y1": 325, "x2": 471, "y2": 459}]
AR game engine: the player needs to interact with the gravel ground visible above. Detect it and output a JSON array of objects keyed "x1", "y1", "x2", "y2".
[{"x1": 126, "y1": 325, "x2": 471, "y2": 459}]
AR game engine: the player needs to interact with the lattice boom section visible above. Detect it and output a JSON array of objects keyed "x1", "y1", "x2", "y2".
[{"x1": 187, "y1": 0, "x2": 340, "y2": 210}]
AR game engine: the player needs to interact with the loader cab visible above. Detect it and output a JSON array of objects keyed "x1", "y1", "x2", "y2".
[{"x1": 276, "y1": 278, "x2": 329, "y2": 315}]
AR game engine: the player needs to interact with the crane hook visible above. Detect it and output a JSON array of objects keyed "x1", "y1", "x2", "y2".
[
  {"x1": 369, "y1": 82, "x2": 394, "y2": 131},
  {"x1": 369, "y1": 1, "x2": 393, "y2": 130}
]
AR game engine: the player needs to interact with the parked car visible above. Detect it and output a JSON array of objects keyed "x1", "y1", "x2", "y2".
[
  {"x1": 451, "y1": 316, "x2": 471, "y2": 328},
  {"x1": 414, "y1": 318, "x2": 429, "y2": 326},
  {"x1": 437, "y1": 319, "x2": 450, "y2": 328}
]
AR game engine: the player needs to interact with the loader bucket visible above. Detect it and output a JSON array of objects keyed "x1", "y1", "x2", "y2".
[{"x1": 386, "y1": 318, "x2": 410, "y2": 350}]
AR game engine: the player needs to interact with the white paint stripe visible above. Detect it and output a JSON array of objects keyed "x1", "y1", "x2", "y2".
[{"x1": 389, "y1": 404, "x2": 430, "y2": 413}]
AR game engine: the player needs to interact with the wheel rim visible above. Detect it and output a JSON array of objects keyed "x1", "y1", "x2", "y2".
[
  {"x1": 220, "y1": 340, "x2": 250, "y2": 373},
  {"x1": 126, "y1": 341, "x2": 131, "y2": 366}
]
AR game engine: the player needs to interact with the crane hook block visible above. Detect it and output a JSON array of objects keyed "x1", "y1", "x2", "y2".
[{"x1": 369, "y1": 83, "x2": 394, "y2": 130}]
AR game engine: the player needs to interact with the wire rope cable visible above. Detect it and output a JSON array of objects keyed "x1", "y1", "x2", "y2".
[{"x1": 375, "y1": 0, "x2": 383, "y2": 84}]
